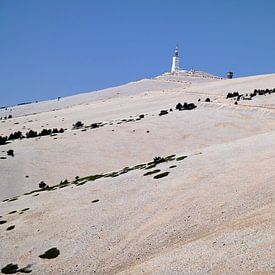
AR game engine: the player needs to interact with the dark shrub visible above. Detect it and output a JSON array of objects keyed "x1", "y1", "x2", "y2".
[
  {"x1": 91, "y1": 123, "x2": 99, "y2": 128},
  {"x1": 0, "y1": 136, "x2": 8, "y2": 145},
  {"x1": 153, "y1": 156, "x2": 165, "y2": 164},
  {"x1": 39, "y1": 247, "x2": 60, "y2": 259},
  {"x1": 52, "y1": 128, "x2": 58, "y2": 134},
  {"x1": 176, "y1": 103, "x2": 182, "y2": 110},
  {"x1": 153, "y1": 171, "x2": 170, "y2": 179},
  {"x1": 185, "y1": 103, "x2": 197, "y2": 110},
  {"x1": 39, "y1": 181, "x2": 48, "y2": 189},
  {"x1": 1, "y1": 263, "x2": 19, "y2": 274},
  {"x1": 139, "y1": 114, "x2": 144, "y2": 119},
  {"x1": 177, "y1": 102, "x2": 197, "y2": 110},
  {"x1": 73, "y1": 121, "x2": 84, "y2": 129},
  {"x1": 8, "y1": 131, "x2": 23, "y2": 140},
  {"x1": 60, "y1": 179, "x2": 68, "y2": 185},
  {"x1": 8, "y1": 115, "x2": 12, "y2": 119},
  {"x1": 26, "y1": 130, "x2": 38, "y2": 138},
  {"x1": 40, "y1": 128, "x2": 52, "y2": 136},
  {"x1": 159, "y1": 110, "x2": 168, "y2": 116},
  {"x1": 205, "y1": 98, "x2": 211, "y2": 102},
  {"x1": 59, "y1": 128, "x2": 64, "y2": 133},
  {"x1": 7, "y1": 149, "x2": 14, "y2": 157}
]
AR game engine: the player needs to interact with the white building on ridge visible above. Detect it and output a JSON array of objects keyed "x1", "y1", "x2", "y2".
[{"x1": 171, "y1": 45, "x2": 180, "y2": 73}]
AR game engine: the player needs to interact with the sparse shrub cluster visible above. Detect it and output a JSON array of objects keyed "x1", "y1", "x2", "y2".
[
  {"x1": 25, "y1": 128, "x2": 64, "y2": 138},
  {"x1": 153, "y1": 156, "x2": 166, "y2": 164},
  {"x1": 175, "y1": 102, "x2": 197, "y2": 110},
  {"x1": 8, "y1": 131, "x2": 23, "y2": 140},
  {"x1": 0, "y1": 128, "x2": 65, "y2": 146},
  {"x1": 60, "y1": 179, "x2": 69, "y2": 185},
  {"x1": 226, "y1": 91, "x2": 240, "y2": 99},
  {"x1": 226, "y1": 88, "x2": 275, "y2": 101},
  {"x1": 0, "y1": 115, "x2": 12, "y2": 120}
]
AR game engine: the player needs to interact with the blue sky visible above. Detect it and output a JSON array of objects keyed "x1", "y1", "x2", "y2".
[{"x1": 0, "y1": 0, "x2": 274, "y2": 106}]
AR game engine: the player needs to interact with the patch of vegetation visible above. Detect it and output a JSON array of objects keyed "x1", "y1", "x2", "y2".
[
  {"x1": 90, "y1": 123, "x2": 98, "y2": 128},
  {"x1": 39, "y1": 247, "x2": 60, "y2": 259},
  {"x1": 226, "y1": 91, "x2": 240, "y2": 99},
  {"x1": 7, "y1": 150, "x2": 14, "y2": 157},
  {"x1": 5, "y1": 152, "x2": 188, "y2": 200},
  {"x1": 1, "y1": 263, "x2": 18, "y2": 274},
  {"x1": 176, "y1": 156, "x2": 187, "y2": 161},
  {"x1": 0, "y1": 136, "x2": 8, "y2": 145},
  {"x1": 60, "y1": 179, "x2": 69, "y2": 185},
  {"x1": 226, "y1": 88, "x2": 275, "y2": 102},
  {"x1": 153, "y1": 172, "x2": 170, "y2": 179},
  {"x1": 205, "y1": 98, "x2": 211, "y2": 102},
  {"x1": 1, "y1": 263, "x2": 32, "y2": 274},
  {"x1": 21, "y1": 208, "x2": 30, "y2": 212},
  {"x1": 6, "y1": 225, "x2": 15, "y2": 231},
  {"x1": 39, "y1": 181, "x2": 49, "y2": 189},
  {"x1": 143, "y1": 169, "x2": 161, "y2": 176},
  {"x1": 159, "y1": 110, "x2": 168, "y2": 116},
  {"x1": 8, "y1": 211, "x2": 17, "y2": 214},
  {"x1": 91, "y1": 199, "x2": 99, "y2": 203},
  {"x1": 72, "y1": 121, "x2": 84, "y2": 129},
  {"x1": 0, "y1": 220, "x2": 7, "y2": 225},
  {"x1": 8, "y1": 197, "x2": 18, "y2": 202},
  {"x1": 144, "y1": 163, "x2": 156, "y2": 170},
  {"x1": 25, "y1": 130, "x2": 38, "y2": 138},
  {"x1": 153, "y1": 156, "x2": 166, "y2": 164},
  {"x1": 169, "y1": 165, "x2": 177, "y2": 168},
  {"x1": 8, "y1": 131, "x2": 23, "y2": 140},
  {"x1": 176, "y1": 102, "x2": 197, "y2": 111}
]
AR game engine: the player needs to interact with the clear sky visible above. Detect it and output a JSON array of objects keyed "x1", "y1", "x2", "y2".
[{"x1": 0, "y1": 0, "x2": 274, "y2": 106}]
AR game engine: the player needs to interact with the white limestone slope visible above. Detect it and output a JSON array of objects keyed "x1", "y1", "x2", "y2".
[{"x1": 0, "y1": 72, "x2": 274, "y2": 274}]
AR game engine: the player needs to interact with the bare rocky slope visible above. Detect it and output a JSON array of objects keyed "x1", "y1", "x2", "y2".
[{"x1": 0, "y1": 71, "x2": 274, "y2": 274}]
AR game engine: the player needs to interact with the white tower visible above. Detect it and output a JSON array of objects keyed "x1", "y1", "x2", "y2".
[{"x1": 171, "y1": 45, "x2": 180, "y2": 73}]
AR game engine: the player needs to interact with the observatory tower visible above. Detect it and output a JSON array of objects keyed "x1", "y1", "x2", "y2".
[{"x1": 171, "y1": 45, "x2": 180, "y2": 73}]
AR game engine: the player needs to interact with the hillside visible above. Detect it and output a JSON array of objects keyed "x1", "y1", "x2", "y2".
[{"x1": 0, "y1": 72, "x2": 275, "y2": 274}]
